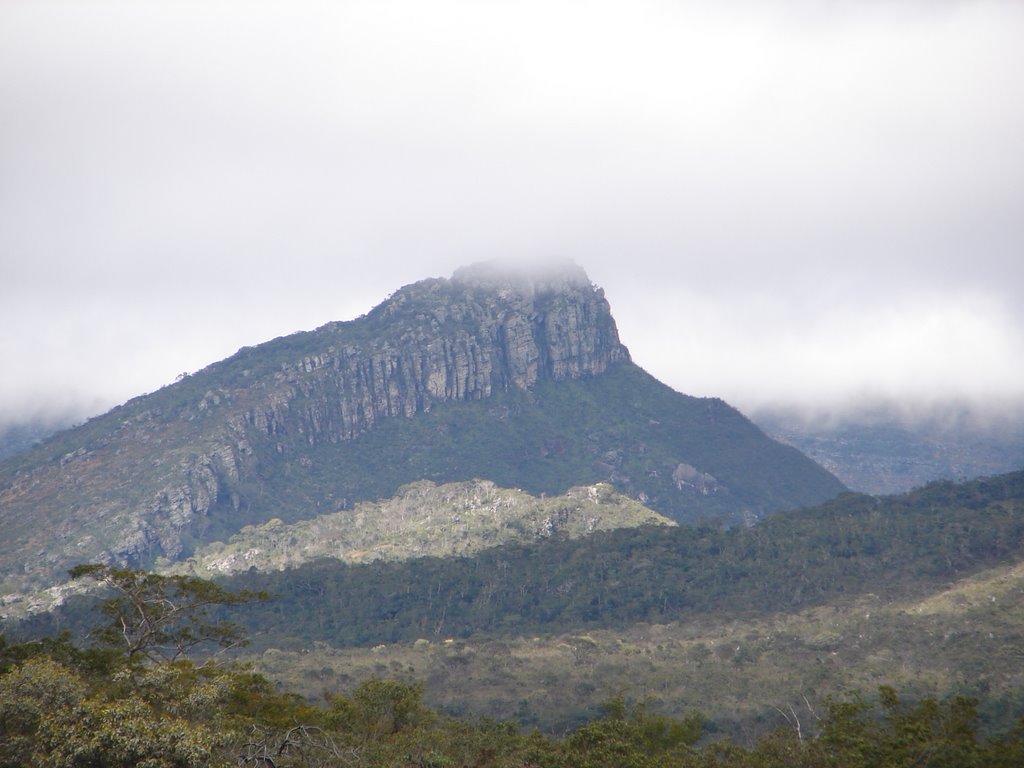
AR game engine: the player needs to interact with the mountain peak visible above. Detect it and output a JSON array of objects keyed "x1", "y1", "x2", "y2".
[
  {"x1": 375, "y1": 259, "x2": 604, "y2": 322},
  {"x1": 365, "y1": 259, "x2": 630, "y2": 390}
]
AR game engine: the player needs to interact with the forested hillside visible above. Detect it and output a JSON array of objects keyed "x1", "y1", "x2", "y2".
[
  {"x1": 14, "y1": 470, "x2": 1024, "y2": 741},
  {"x1": 213, "y1": 471, "x2": 1024, "y2": 647}
]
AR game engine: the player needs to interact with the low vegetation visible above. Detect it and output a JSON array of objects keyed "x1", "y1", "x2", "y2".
[
  {"x1": 254, "y1": 556, "x2": 1024, "y2": 736},
  {"x1": 3, "y1": 565, "x2": 1023, "y2": 767}
]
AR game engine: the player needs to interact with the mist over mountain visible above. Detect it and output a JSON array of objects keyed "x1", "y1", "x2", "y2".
[
  {"x1": 0, "y1": 418, "x2": 74, "y2": 463},
  {"x1": 752, "y1": 399, "x2": 1024, "y2": 495}
]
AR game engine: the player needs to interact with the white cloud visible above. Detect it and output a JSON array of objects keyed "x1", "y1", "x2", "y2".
[
  {"x1": 620, "y1": 288, "x2": 1024, "y2": 410},
  {"x1": 1, "y1": 0, "x2": 1022, "y2": 426}
]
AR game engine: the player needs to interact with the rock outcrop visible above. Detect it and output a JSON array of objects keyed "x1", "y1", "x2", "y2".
[
  {"x1": 180, "y1": 479, "x2": 672, "y2": 576},
  {"x1": 231, "y1": 260, "x2": 630, "y2": 445}
]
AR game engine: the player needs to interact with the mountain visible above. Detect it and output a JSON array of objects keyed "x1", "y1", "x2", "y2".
[{"x1": 0, "y1": 261, "x2": 844, "y2": 603}]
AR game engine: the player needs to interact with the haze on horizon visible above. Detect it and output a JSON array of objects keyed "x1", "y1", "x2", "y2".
[{"x1": 2, "y1": 0, "x2": 1023, "y2": 432}]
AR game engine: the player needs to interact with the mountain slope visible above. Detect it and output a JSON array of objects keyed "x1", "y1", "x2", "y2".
[
  {"x1": 0, "y1": 418, "x2": 71, "y2": 463},
  {"x1": 0, "y1": 261, "x2": 843, "y2": 600}
]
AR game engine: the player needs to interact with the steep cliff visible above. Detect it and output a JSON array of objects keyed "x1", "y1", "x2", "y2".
[
  {"x1": 0, "y1": 261, "x2": 844, "y2": 605},
  {"x1": 224, "y1": 260, "x2": 629, "y2": 444}
]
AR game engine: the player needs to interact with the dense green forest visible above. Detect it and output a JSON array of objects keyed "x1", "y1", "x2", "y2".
[
  {"x1": 3, "y1": 565, "x2": 1023, "y2": 767},
  {"x1": 211, "y1": 471, "x2": 1024, "y2": 647}
]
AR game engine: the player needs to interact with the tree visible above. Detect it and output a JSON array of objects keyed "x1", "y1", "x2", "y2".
[
  {"x1": 0, "y1": 657, "x2": 224, "y2": 768},
  {"x1": 0, "y1": 657, "x2": 85, "y2": 767},
  {"x1": 560, "y1": 696, "x2": 704, "y2": 768},
  {"x1": 70, "y1": 564, "x2": 267, "y2": 664},
  {"x1": 817, "y1": 686, "x2": 984, "y2": 768},
  {"x1": 327, "y1": 678, "x2": 429, "y2": 741}
]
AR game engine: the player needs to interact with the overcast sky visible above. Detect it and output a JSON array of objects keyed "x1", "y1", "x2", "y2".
[{"x1": 2, "y1": 0, "x2": 1023, "y2": 430}]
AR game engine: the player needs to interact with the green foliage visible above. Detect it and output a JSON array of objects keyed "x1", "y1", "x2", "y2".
[
  {"x1": 0, "y1": 570, "x2": 327, "y2": 767},
  {"x1": 4, "y1": 620, "x2": 1024, "y2": 767},
  {"x1": 559, "y1": 697, "x2": 704, "y2": 768},
  {"x1": 0, "y1": 656, "x2": 226, "y2": 768},
  {"x1": 817, "y1": 686, "x2": 984, "y2": 768},
  {"x1": 324, "y1": 677, "x2": 430, "y2": 748},
  {"x1": 0, "y1": 630, "x2": 124, "y2": 678},
  {"x1": 38, "y1": 695, "x2": 223, "y2": 768},
  {"x1": 69, "y1": 564, "x2": 267, "y2": 663},
  {"x1": 0, "y1": 657, "x2": 86, "y2": 767}
]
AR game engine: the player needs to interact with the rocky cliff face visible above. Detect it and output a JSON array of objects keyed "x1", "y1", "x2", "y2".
[
  {"x1": 233, "y1": 260, "x2": 630, "y2": 445},
  {"x1": 0, "y1": 261, "x2": 633, "y2": 599}
]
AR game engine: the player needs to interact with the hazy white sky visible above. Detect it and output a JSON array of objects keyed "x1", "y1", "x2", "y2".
[{"x1": 2, "y1": 0, "x2": 1023, "y2": 428}]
